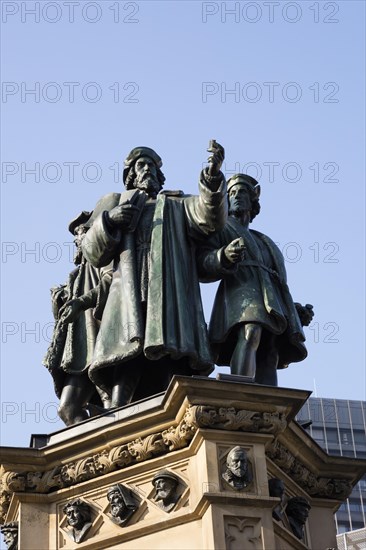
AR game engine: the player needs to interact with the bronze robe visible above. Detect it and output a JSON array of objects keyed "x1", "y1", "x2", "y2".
[
  {"x1": 82, "y1": 174, "x2": 227, "y2": 395},
  {"x1": 198, "y1": 217, "x2": 307, "y2": 369},
  {"x1": 43, "y1": 259, "x2": 112, "y2": 398}
]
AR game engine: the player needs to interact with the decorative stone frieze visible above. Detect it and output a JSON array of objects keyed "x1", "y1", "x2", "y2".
[{"x1": 266, "y1": 440, "x2": 353, "y2": 500}]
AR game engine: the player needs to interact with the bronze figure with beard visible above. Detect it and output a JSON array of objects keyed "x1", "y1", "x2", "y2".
[
  {"x1": 152, "y1": 470, "x2": 180, "y2": 512},
  {"x1": 222, "y1": 446, "x2": 252, "y2": 490},
  {"x1": 82, "y1": 143, "x2": 227, "y2": 408}
]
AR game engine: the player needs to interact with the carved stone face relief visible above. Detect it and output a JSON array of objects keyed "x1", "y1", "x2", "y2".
[
  {"x1": 268, "y1": 478, "x2": 288, "y2": 523},
  {"x1": 107, "y1": 484, "x2": 138, "y2": 526},
  {"x1": 63, "y1": 499, "x2": 92, "y2": 543},
  {"x1": 286, "y1": 496, "x2": 311, "y2": 540},
  {"x1": 222, "y1": 446, "x2": 252, "y2": 490},
  {"x1": 0, "y1": 522, "x2": 18, "y2": 550},
  {"x1": 152, "y1": 470, "x2": 180, "y2": 512}
]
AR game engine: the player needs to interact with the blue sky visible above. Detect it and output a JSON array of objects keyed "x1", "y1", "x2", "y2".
[{"x1": 1, "y1": 0, "x2": 365, "y2": 456}]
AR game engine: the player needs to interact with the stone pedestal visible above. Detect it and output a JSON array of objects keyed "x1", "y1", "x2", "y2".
[{"x1": 1, "y1": 376, "x2": 365, "y2": 549}]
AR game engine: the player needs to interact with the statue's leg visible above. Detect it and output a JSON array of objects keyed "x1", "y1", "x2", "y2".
[
  {"x1": 111, "y1": 364, "x2": 143, "y2": 408},
  {"x1": 58, "y1": 373, "x2": 96, "y2": 426},
  {"x1": 95, "y1": 387, "x2": 111, "y2": 409},
  {"x1": 230, "y1": 323, "x2": 262, "y2": 378},
  {"x1": 255, "y1": 333, "x2": 279, "y2": 386}
]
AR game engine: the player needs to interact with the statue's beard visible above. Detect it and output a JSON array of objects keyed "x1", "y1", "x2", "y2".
[
  {"x1": 111, "y1": 503, "x2": 126, "y2": 518},
  {"x1": 135, "y1": 173, "x2": 160, "y2": 196},
  {"x1": 231, "y1": 466, "x2": 247, "y2": 478}
]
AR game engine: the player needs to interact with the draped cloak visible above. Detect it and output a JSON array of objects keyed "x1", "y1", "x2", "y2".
[
  {"x1": 198, "y1": 216, "x2": 307, "y2": 369},
  {"x1": 43, "y1": 198, "x2": 119, "y2": 399},
  {"x1": 81, "y1": 174, "x2": 227, "y2": 396},
  {"x1": 43, "y1": 257, "x2": 112, "y2": 399}
]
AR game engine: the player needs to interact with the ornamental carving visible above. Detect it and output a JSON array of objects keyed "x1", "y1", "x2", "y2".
[
  {"x1": 0, "y1": 404, "x2": 286, "y2": 522},
  {"x1": 193, "y1": 406, "x2": 287, "y2": 435},
  {"x1": 162, "y1": 406, "x2": 199, "y2": 450},
  {"x1": 224, "y1": 516, "x2": 262, "y2": 550},
  {"x1": 267, "y1": 440, "x2": 353, "y2": 500},
  {"x1": 127, "y1": 434, "x2": 166, "y2": 461},
  {"x1": 0, "y1": 407, "x2": 193, "y2": 522},
  {"x1": 0, "y1": 404, "x2": 351, "y2": 523}
]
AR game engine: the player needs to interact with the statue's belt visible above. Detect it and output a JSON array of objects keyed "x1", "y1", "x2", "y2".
[
  {"x1": 240, "y1": 260, "x2": 282, "y2": 283},
  {"x1": 136, "y1": 243, "x2": 151, "y2": 251}
]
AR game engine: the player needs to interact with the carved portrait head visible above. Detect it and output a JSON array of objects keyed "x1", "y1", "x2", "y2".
[
  {"x1": 269, "y1": 478, "x2": 287, "y2": 522},
  {"x1": 222, "y1": 446, "x2": 252, "y2": 490},
  {"x1": 268, "y1": 478, "x2": 285, "y2": 499},
  {"x1": 63, "y1": 499, "x2": 92, "y2": 543},
  {"x1": 0, "y1": 522, "x2": 18, "y2": 550},
  {"x1": 227, "y1": 174, "x2": 261, "y2": 222},
  {"x1": 286, "y1": 496, "x2": 311, "y2": 540},
  {"x1": 107, "y1": 484, "x2": 138, "y2": 526},
  {"x1": 123, "y1": 146, "x2": 165, "y2": 196},
  {"x1": 152, "y1": 470, "x2": 180, "y2": 512}
]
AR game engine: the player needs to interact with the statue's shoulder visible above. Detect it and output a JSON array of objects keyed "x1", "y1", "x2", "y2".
[
  {"x1": 251, "y1": 230, "x2": 285, "y2": 264},
  {"x1": 93, "y1": 192, "x2": 121, "y2": 212},
  {"x1": 251, "y1": 229, "x2": 279, "y2": 249},
  {"x1": 160, "y1": 189, "x2": 185, "y2": 198}
]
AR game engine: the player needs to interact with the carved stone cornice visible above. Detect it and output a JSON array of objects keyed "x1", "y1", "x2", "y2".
[
  {"x1": 266, "y1": 439, "x2": 353, "y2": 500},
  {"x1": 192, "y1": 406, "x2": 287, "y2": 435},
  {"x1": 0, "y1": 405, "x2": 285, "y2": 522}
]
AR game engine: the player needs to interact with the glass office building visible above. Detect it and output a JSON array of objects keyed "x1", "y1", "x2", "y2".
[{"x1": 296, "y1": 397, "x2": 366, "y2": 534}]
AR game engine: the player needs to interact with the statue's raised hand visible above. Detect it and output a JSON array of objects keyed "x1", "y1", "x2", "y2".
[
  {"x1": 207, "y1": 140, "x2": 225, "y2": 176},
  {"x1": 224, "y1": 238, "x2": 245, "y2": 264}
]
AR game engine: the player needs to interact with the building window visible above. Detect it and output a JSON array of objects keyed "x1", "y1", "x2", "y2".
[
  {"x1": 326, "y1": 428, "x2": 339, "y2": 444},
  {"x1": 323, "y1": 400, "x2": 337, "y2": 423},
  {"x1": 336, "y1": 403, "x2": 351, "y2": 425},
  {"x1": 312, "y1": 428, "x2": 325, "y2": 443},
  {"x1": 348, "y1": 502, "x2": 362, "y2": 513},
  {"x1": 309, "y1": 402, "x2": 323, "y2": 422},
  {"x1": 337, "y1": 522, "x2": 350, "y2": 534},
  {"x1": 340, "y1": 429, "x2": 352, "y2": 446},
  {"x1": 353, "y1": 430, "x2": 366, "y2": 447},
  {"x1": 358, "y1": 477, "x2": 366, "y2": 490},
  {"x1": 351, "y1": 521, "x2": 365, "y2": 530},
  {"x1": 350, "y1": 404, "x2": 365, "y2": 428}
]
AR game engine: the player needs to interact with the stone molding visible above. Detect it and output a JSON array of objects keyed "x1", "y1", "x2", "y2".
[
  {"x1": 0, "y1": 405, "x2": 285, "y2": 522},
  {"x1": 266, "y1": 439, "x2": 353, "y2": 500},
  {"x1": 0, "y1": 401, "x2": 360, "y2": 524}
]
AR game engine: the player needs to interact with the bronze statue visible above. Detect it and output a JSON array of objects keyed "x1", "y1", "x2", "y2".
[
  {"x1": 152, "y1": 470, "x2": 180, "y2": 512},
  {"x1": 63, "y1": 499, "x2": 92, "y2": 543},
  {"x1": 286, "y1": 496, "x2": 311, "y2": 540},
  {"x1": 198, "y1": 173, "x2": 313, "y2": 385},
  {"x1": 43, "y1": 211, "x2": 113, "y2": 425},
  {"x1": 81, "y1": 142, "x2": 227, "y2": 408},
  {"x1": 107, "y1": 484, "x2": 138, "y2": 526},
  {"x1": 0, "y1": 522, "x2": 18, "y2": 550},
  {"x1": 222, "y1": 446, "x2": 251, "y2": 490}
]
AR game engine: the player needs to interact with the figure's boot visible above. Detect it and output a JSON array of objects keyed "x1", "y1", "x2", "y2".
[
  {"x1": 230, "y1": 324, "x2": 262, "y2": 379},
  {"x1": 58, "y1": 402, "x2": 89, "y2": 426},
  {"x1": 58, "y1": 373, "x2": 96, "y2": 426},
  {"x1": 111, "y1": 366, "x2": 142, "y2": 408}
]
